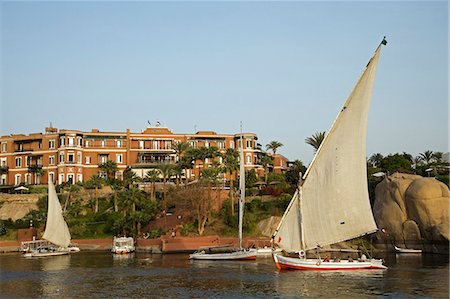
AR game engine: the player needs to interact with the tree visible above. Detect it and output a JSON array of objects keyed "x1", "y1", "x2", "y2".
[
  {"x1": 157, "y1": 163, "x2": 175, "y2": 229},
  {"x1": 222, "y1": 148, "x2": 239, "y2": 215},
  {"x1": 260, "y1": 155, "x2": 274, "y2": 184},
  {"x1": 305, "y1": 131, "x2": 325, "y2": 152},
  {"x1": 144, "y1": 169, "x2": 160, "y2": 200},
  {"x1": 380, "y1": 154, "x2": 413, "y2": 175},
  {"x1": 266, "y1": 141, "x2": 283, "y2": 155},
  {"x1": 173, "y1": 141, "x2": 190, "y2": 184},
  {"x1": 368, "y1": 153, "x2": 384, "y2": 168},
  {"x1": 418, "y1": 150, "x2": 434, "y2": 166},
  {"x1": 85, "y1": 174, "x2": 103, "y2": 213},
  {"x1": 285, "y1": 159, "x2": 307, "y2": 188},
  {"x1": 99, "y1": 160, "x2": 118, "y2": 181}
]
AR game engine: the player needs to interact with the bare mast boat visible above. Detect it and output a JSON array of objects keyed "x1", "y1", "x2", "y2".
[
  {"x1": 272, "y1": 38, "x2": 388, "y2": 270},
  {"x1": 22, "y1": 181, "x2": 80, "y2": 257},
  {"x1": 189, "y1": 125, "x2": 257, "y2": 260}
]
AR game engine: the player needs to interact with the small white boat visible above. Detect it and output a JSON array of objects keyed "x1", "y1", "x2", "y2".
[
  {"x1": 23, "y1": 181, "x2": 80, "y2": 258},
  {"x1": 394, "y1": 245, "x2": 422, "y2": 254},
  {"x1": 111, "y1": 236, "x2": 135, "y2": 254},
  {"x1": 272, "y1": 38, "x2": 388, "y2": 271},
  {"x1": 189, "y1": 246, "x2": 257, "y2": 260}
]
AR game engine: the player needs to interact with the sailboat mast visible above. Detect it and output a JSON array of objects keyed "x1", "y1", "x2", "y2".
[
  {"x1": 238, "y1": 122, "x2": 245, "y2": 249},
  {"x1": 297, "y1": 174, "x2": 306, "y2": 251}
]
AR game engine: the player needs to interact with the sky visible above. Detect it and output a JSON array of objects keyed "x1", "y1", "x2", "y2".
[{"x1": 0, "y1": 1, "x2": 448, "y2": 164}]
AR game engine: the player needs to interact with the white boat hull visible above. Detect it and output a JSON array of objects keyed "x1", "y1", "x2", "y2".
[
  {"x1": 24, "y1": 250, "x2": 70, "y2": 258},
  {"x1": 189, "y1": 248, "x2": 257, "y2": 260},
  {"x1": 273, "y1": 254, "x2": 387, "y2": 270},
  {"x1": 394, "y1": 245, "x2": 422, "y2": 253},
  {"x1": 256, "y1": 247, "x2": 283, "y2": 256}
]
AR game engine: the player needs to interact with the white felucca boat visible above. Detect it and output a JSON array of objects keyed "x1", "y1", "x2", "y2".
[
  {"x1": 22, "y1": 181, "x2": 80, "y2": 257},
  {"x1": 111, "y1": 236, "x2": 135, "y2": 254},
  {"x1": 272, "y1": 38, "x2": 388, "y2": 271},
  {"x1": 189, "y1": 128, "x2": 257, "y2": 260}
]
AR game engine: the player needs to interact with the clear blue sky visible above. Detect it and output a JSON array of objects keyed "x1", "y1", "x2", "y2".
[{"x1": 1, "y1": 1, "x2": 448, "y2": 164}]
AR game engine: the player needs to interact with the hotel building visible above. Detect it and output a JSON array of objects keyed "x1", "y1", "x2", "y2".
[{"x1": 0, "y1": 125, "x2": 289, "y2": 186}]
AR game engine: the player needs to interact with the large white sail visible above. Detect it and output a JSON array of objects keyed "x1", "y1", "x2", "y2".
[
  {"x1": 274, "y1": 43, "x2": 383, "y2": 252},
  {"x1": 42, "y1": 181, "x2": 71, "y2": 248}
]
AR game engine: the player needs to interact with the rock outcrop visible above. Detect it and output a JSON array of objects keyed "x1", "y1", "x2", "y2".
[
  {"x1": 373, "y1": 173, "x2": 449, "y2": 253},
  {"x1": 0, "y1": 194, "x2": 40, "y2": 221}
]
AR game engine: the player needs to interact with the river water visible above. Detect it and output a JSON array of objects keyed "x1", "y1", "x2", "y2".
[{"x1": 0, "y1": 252, "x2": 448, "y2": 298}]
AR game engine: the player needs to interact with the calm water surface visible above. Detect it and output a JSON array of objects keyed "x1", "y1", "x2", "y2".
[{"x1": 0, "y1": 252, "x2": 448, "y2": 298}]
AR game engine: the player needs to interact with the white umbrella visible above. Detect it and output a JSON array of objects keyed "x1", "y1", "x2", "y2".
[{"x1": 14, "y1": 186, "x2": 29, "y2": 191}]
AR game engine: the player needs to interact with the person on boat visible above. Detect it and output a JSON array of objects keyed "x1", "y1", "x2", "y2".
[
  {"x1": 333, "y1": 257, "x2": 340, "y2": 262},
  {"x1": 359, "y1": 254, "x2": 367, "y2": 262},
  {"x1": 348, "y1": 256, "x2": 353, "y2": 262},
  {"x1": 323, "y1": 256, "x2": 330, "y2": 262}
]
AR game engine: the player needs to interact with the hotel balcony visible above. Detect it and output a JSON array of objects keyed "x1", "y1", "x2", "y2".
[
  {"x1": 133, "y1": 153, "x2": 176, "y2": 168},
  {"x1": 0, "y1": 166, "x2": 9, "y2": 174},
  {"x1": 28, "y1": 164, "x2": 43, "y2": 173}
]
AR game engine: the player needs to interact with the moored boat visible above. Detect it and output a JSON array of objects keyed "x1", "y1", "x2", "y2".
[
  {"x1": 111, "y1": 236, "x2": 135, "y2": 254},
  {"x1": 22, "y1": 181, "x2": 80, "y2": 258}
]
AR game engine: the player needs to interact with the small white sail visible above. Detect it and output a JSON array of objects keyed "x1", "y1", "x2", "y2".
[
  {"x1": 274, "y1": 44, "x2": 383, "y2": 252},
  {"x1": 42, "y1": 181, "x2": 71, "y2": 248}
]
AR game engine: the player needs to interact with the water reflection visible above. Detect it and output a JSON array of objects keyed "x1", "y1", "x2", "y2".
[{"x1": 0, "y1": 252, "x2": 447, "y2": 298}]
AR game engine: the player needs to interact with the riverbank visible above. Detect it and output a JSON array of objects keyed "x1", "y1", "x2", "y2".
[{"x1": 0, "y1": 236, "x2": 272, "y2": 254}]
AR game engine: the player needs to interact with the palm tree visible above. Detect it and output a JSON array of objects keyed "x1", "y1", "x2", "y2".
[
  {"x1": 144, "y1": 169, "x2": 160, "y2": 200},
  {"x1": 418, "y1": 150, "x2": 434, "y2": 166},
  {"x1": 368, "y1": 153, "x2": 384, "y2": 168},
  {"x1": 85, "y1": 174, "x2": 103, "y2": 213},
  {"x1": 266, "y1": 141, "x2": 283, "y2": 155},
  {"x1": 260, "y1": 155, "x2": 274, "y2": 184},
  {"x1": 222, "y1": 148, "x2": 239, "y2": 215},
  {"x1": 172, "y1": 141, "x2": 190, "y2": 162},
  {"x1": 99, "y1": 160, "x2": 118, "y2": 181},
  {"x1": 432, "y1": 151, "x2": 443, "y2": 164},
  {"x1": 305, "y1": 131, "x2": 325, "y2": 152},
  {"x1": 157, "y1": 163, "x2": 175, "y2": 229}
]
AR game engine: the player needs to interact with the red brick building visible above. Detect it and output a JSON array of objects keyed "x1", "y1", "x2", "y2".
[{"x1": 0, "y1": 125, "x2": 290, "y2": 186}]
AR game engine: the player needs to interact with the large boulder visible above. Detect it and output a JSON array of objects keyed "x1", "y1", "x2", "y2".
[{"x1": 373, "y1": 173, "x2": 449, "y2": 253}]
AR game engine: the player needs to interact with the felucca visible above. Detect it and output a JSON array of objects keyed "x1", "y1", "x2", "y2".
[
  {"x1": 189, "y1": 126, "x2": 257, "y2": 260},
  {"x1": 272, "y1": 38, "x2": 388, "y2": 270},
  {"x1": 22, "y1": 181, "x2": 80, "y2": 257}
]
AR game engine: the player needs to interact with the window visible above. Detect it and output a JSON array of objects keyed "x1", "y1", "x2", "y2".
[
  {"x1": 85, "y1": 140, "x2": 90, "y2": 148},
  {"x1": 1, "y1": 175, "x2": 6, "y2": 185},
  {"x1": 68, "y1": 137, "x2": 74, "y2": 146},
  {"x1": 190, "y1": 141, "x2": 196, "y2": 148},
  {"x1": 230, "y1": 141, "x2": 234, "y2": 149},
  {"x1": 59, "y1": 174, "x2": 64, "y2": 184},
  {"x1": 77, "y1": 153, "x2": 82, "y2": 163},
  {"x1": 85, "y1": 156, "x2": 91, "y2": 164},
  {"x1": 246, "y1": 154, "x2": 252, "y2": 165},
  {"x1": 49, "y1": 156, "x2": 55, "y2": 165},
  {"x1": 153, "y1": 140, "x2": 159, "y2": 149},
  {"x1": 238, "y1": 139, "x2": 242, "y2": 148},
  {"x1": 219, "y1": 156, "x2": 223, "y2": 164},
  {"x1": 205, "y1": 141, "x2": 209, "y2": 148},
  {"x1": 246, "y1": 139, "x2": 252, "y2": 148},
  {"x1": 101, "y1": 140, "x2": 106, "y2": 147},
  {"x1": 49, "y1": 140, "x2": 55, "y2": 149},
  {"x1": 1, "y1": 142, "x2": 6, "y2": 152},
  {"x1": 165, "y1": 141, "x2": 171, "y2": 149},
  {"x1": 15, "y1": 157, "x2": 22, "y2": 168},
  {"x1": 77, "y1": 137, "x2": 82, "y2": 147},
  {"x1": 100, "y1": 155, "x2": 108, "y2": 164},
  {"x1": 68, "y1": 154, "x2": 74, "y2": 163},
  {"x1": 38, "y1": 141, "x2": 42, "y2": 149},
  {"x1": 25, "y1": 156, "x2": 31, "y2": 167},
  {"x1": 15, "y1": 174, "x2": 21, "y2": 185},
  {"x1": 25, "y1": 174, "x2": 31, "y2": 185},
  {"x1": 60, "y1": 137, "x2": 65, "y2": 146},
  {"x1": 116, "y1": 140, "x2": 122, "y2": 148},
  {"x1": 59, "y1": 153, "x2": 65, "y2": 163},
  {"x1": 77, "y1": 174, "x2": 83, "y2": 183},
  {"x1": 139, "y1": 140, "x2": 144, "y2": 149},
  {"x1": 116, "y1": 154, "x2": 123, "y2": 164},
  {"x1": 0, "y1": 158, "x2": 6, "y2": 167},
  {"x1": 49, "y1": 172, "x2": 55, "y2": 183},
  {"x1": 218, "y1": 141, "x2": 225, "y2": 149}
]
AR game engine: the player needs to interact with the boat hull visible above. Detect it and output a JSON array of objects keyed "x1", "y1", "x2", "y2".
[
  {"x1": 24, "y1": 250, "x2": 70, "y2": 258},
  {"x1": 273, "y1": 254, "x2": 387, "y2": 270},
  {"x1": 189, "y1": 249, "x2": 257, "y2": 260},
  {"x1": 394, "y1": 245, "x2": 422, "y2": 254}
]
